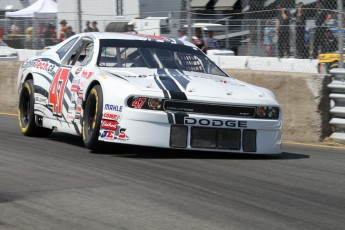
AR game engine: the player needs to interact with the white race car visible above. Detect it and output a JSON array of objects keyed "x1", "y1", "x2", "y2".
[{"x1": 17, "y1": 32, "x2": 282, "y2": 154}]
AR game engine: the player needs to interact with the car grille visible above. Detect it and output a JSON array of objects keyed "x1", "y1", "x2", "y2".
[
  {"x1": 170, "y1": 125, "x2": 256, "y2": 152},
  {"x1": 164, "y1": 100, "x2": 255, "y2": 118}
]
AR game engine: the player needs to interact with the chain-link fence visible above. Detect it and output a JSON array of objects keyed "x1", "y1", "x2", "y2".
[
  {"x1": 240, "y1": 0, "x2": 341, "y2": 59},
  {"x1": 1, "y1": 0, "x2": 344, "y2": 61}
]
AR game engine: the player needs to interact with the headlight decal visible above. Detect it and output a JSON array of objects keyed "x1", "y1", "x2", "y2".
[{"x1": 126, "y1": 96, "x2": 279, "y2": 119}]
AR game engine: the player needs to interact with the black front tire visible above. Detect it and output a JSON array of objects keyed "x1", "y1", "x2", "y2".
[
  {"x1": 82, "y1": 85, "x2": 103, "y2": 150},
  {"x1": 18, "y1": 79, "x2": 52, "y2": 137}
]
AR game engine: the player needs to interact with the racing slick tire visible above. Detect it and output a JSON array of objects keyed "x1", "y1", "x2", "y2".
[
  {"x1": 18, "y1": 79, "x2": 53, "y2": 137},
  {"x1": 82, "y1": 84, "x2": 103, "y2": 150}
]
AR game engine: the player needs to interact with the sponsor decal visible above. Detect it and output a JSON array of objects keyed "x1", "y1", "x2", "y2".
[
  {"x1": 101, "y1": 120, "x2": 118, "y2": 131},
  {"x1": 72, "y1": 78, "x2": 80, "y2": 85},
  {"x1": 115, "y1": 128, "x2": 129, "y2": 141},
  {"x1": 23, "y1": 60, "x2": 37, "y2": 68},
  {"x1": 100, "y1": 130, "x2": 115, "y2": 139},
  {"x1": 75, "y1": 67, "x2": 82, "y2": 75},
  {"x1": 68, "y1": 106, "x2": 75, "y2": 112},
  {"x1": 165, "y1": 106, "x2": 193, "y2": 112},
  {"x1": 35, "y1": 96, "x2": 47, "y2": 104},
  {"x1": 100, "y1": 128, "x2": 129, "y2": 141},
  {"x1": 34, "y1": 59, "x2": 56, "y2": 73},
  {"x1": 104, "y1": 104, "x2": 123, "y2": 112},
  {"x1": 103, "y1": 112, "x2": 122, "y2": 121},
  {"x1": 184, "y1": 117, "x2": 248, "y2": 128},
  {"x1": 132, "y1": 97, "x2": 146, "y2": 109},
  {"x1": 71, "y1": 85, "x2": 79, "y2": 92},
  {"x1": 67, "y1": 113, "x2": 74, "y2": 122},
  {"x1": 79, "y1": 80, "x2": 85, "y2": 88},
  {"x1": 81, "y1": 70, "x2": 94, "y2": 79}
]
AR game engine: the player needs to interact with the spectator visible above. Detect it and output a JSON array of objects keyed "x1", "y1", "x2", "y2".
[
  {"x1": 127, "y1": 21, "x2": 138, "y2": 34},
  {"x1": 263, "y1": 20, "x2": 275, "y2": 57},
  {"x1": 10, "y1": 22, "x2": 19, "y2": 34},
  {"x1": 295, "y1": 2, "x2": 308, "y2": 58},
  {"x1": 313, "y1": 0, "x2": 332, "y2": 58},
  {"x1": 25, "y1": 26, "x2": 33, "y2": 49},
  {"x1": 322, "y1": 28, "x2": 337, "y2": 53},
  {"x1": 177, "y1": 29, "x2": 188, "y2": 42},
  {"x1": 65, "y1": 26, "x2": 75, "y2": 38},
  {"x1": 192, "y1": 36, "x2": 206, "y2": 53},
  {"x1": 84, "y1": 21, "x2": 93, "y2": 32},
  {"x1": 205, "y1": 31, "x2": 219, "y2": 49},
  {"x1": 0, "y1": 26, "x2": 3, "y2": 40},
  {"x1": 44, "y1": 23, "x2": 56, "y2": 46},
  {"x1": 92, "y1": 21, "x2": 99, "y2": 32},
  {"x1": 59, "y1": 20, "x2": 68, "y2": 42},
  {"x1": 194, "y1": 29, "x2": 207, "y2": 53},
  {"x1": 276, "y1": 6, "x2": 290, "y2": 58}
]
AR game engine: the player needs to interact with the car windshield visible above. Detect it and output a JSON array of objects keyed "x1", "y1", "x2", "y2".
[{"x1": 98, "y1": 39, "x2": 227, "y2": 77}]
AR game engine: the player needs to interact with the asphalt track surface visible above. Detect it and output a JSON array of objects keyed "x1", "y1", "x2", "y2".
[{"x1": 0, "y1": 114, "x2": 345, "y2": 230}]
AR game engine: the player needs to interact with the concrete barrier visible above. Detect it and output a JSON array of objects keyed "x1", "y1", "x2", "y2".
[{"x1": 209, "y1": 55, "x2": 319, "y2": 74}]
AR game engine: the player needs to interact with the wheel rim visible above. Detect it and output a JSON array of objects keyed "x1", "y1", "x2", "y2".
[
  {"x1": 87, "y1": 93, "x2": 97, "y2": 135},
  {"x1": 20, "y1": 86, "x2": 31, "y2": 126}
]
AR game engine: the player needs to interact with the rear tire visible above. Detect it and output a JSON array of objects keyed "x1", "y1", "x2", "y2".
[
  {"x1": 18, "y1": 79, "x2": 52, "y2": 137},
  {"x1": 82, "y1": 85, "x2": 103, "y2": 150}
]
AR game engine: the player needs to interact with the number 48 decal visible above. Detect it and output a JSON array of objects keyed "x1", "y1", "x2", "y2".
[{"x1": 48, "y1": 67, "x2": 70, "y2": 116}]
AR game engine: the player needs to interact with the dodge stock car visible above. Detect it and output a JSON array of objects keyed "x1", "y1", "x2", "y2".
[{"x1": 17, "y1": 32, "x2": 282, "y2": 154}]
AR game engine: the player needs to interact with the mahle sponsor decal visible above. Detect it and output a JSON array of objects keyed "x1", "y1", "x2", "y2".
[
  {"x1": 184, "y1": 117, "x2": 248, "y2": 128},
  {"x1": 104, "y1": 104, "x2": 123, "y2": 112}
]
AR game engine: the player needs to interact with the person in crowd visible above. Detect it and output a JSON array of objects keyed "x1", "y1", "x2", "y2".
[
  {"x1": 177, "y1": 29, "x2": 188, "y2": 42},
  {"x1": 127, "y1": 21, "x2": 138, "y2": 34},
  {"x1": 44, "y1": 23, "x2": 56, "y2": 46},
  {"x1": 194, "y1": 29, "x2": 207, "y2": 53},
  {"x1": 10, "y1": 22, "x2": 19, "y2": 34},
  {"x1": 92, "y1": 21, "x2": 99, "y2": 32},
  {"x1": 205, "y1": 31, "x2": 219, "y2": 49},
  {"x1": 84, "y1": 21, "x2": 93, "y2": 32},
  {"x1": 263, "y1": 20, "x2": 275, "y2": 57},
  {"x1": 25, "y1": 26, "x2": 33, "y2": 49},
  {"x1": 313, "y1": 0, "x2": 332, "y2": 58},
  {"x1": 276, "y1": 6, "x2": 290, "y2": 58},
  {"x1": 59, "y1": 20, "x2": 68, "y2": 42},
  {"x1": 65, "y1": 26, "x2": 75, "y2": 38},
  {"x1": 322, "y1": 28, "x2": 337, "y2": 53},
  {"x1": 192, "y1": 36, "x2": 206, "y2": 53},
  {"x1": 295, "y1": 2, "x2": 308, "y2": 58},
  {"x1": 0, "y1": 26, "x2": 3, "y2": 40}
]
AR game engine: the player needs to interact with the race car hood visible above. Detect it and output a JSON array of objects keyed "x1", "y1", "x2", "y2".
[{"x1": 104, "y1": 68, "x2": 278, "y2": 104}]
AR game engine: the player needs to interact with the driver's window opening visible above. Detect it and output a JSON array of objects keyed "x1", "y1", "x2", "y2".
[{"x1": 97, "y1": 41, "x2": 226, "y2": 77}]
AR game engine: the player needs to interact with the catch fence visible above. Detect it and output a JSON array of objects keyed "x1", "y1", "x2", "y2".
[{"x1": 1, "y1": 1, "x2": 344, "y2": 61}]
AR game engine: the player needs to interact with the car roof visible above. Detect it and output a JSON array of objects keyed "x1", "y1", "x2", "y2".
[{"x1": 82, "y1": 32, "x2": 194, "y2": 47}]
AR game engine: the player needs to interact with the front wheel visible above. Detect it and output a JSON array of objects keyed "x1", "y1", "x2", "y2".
[
  {"x1": 82, "y1": 85, "x2": 103, "y2": 150},
  {"x1": 18, "y1": 79, "x2": 52, "y2": 136}
]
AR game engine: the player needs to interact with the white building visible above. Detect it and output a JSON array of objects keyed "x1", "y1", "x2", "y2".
[{"x1": 57, "y1": 0, "x2": 140, "y2": 33}]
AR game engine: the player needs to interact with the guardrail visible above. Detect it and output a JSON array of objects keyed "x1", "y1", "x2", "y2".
[{"x1": 328, "y1": 68, "x2": 345, "y2": 143}]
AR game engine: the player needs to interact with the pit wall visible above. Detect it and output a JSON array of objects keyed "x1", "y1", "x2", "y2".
[{"x1": 0, "y1": 61, "x2": 332, "y2": 144}]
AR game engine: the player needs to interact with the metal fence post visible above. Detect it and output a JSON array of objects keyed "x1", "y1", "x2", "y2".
[
  {"x1": 338, "y1": 0, "x2": 344, "y2": 68},
  {"x1": 187, "y1": 0, "x2": 192, "y2": 41}
]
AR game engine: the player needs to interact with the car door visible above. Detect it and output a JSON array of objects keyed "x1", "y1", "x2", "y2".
[{"x1": 47, "y1": 36, "x2": 94, "y2": 130}]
